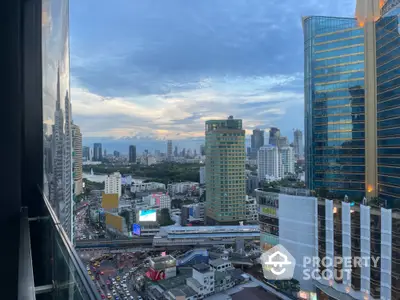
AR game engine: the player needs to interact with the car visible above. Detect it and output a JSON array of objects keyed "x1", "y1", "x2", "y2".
[
  {"x1": 115, "y1": 297, "x2": 120, "y2": 300},
  {"x1": 100, "y1": 271, "x2": 104, "y2": 275},
  {"x1": 88, "y1": 271, "x2": 92, "y2": 275},
  {"x1": 100, "y1": 294, "x2": 105, "y2": 299},
  {"x1": 137, "y1": 296, "x2": 142, "y2": 300},
  {"x1": 107, "y1": 293, "x2": 112, "y2": 299},
  {"x1": 130, "y1": 297, "x2": 134, "y2": 300},
  {"x1": 126, "y1": 292, "x2": 130, "y2": 297},
  {"x1": 91, "y1": 276, "x2": 95, "y2": 281}
]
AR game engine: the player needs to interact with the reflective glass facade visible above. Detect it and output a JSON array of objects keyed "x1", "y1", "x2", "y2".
[
  {"x1": 42, "y1": 0, "x2": 73, "y2": 239},
  {"x1": 304, "y1": 17, "x2": 366, "y2": 199},
  {"x1": 376, "y1": 6, "x2": 400, "y2": 209}
]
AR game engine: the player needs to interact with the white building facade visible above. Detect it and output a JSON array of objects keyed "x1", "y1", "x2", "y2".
[
  {"x1": 257, "y1": 145, "x2": 283, "y2": 181},
  {"x1": 105, "y1": 172, "x2": 122, "y2": 198},
  {"x1": 280, "y1": 146, "x2": 295, "y2": 175}
]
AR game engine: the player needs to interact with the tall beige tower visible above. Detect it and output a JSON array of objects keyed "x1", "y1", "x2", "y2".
[{"x1": 205, "y1": 116, "x2": 246, "y2": 225}]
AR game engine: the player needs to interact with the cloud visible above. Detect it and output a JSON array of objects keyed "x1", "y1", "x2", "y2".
[{"x1": 70, "y1": 0, "x2": 356, "y2": 143}]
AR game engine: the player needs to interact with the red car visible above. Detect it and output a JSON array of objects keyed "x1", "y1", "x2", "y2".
[
  {"x1": 101, "y1": 294, "x2": 105, "y2": 299},
  {"x1": 100, "y1": 271, "x2": 104, "y2": 275}
]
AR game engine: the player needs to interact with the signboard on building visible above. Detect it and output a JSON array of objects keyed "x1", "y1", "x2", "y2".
[{"x1": 259, "y1": 206, "x2": 277, "y2": 217}]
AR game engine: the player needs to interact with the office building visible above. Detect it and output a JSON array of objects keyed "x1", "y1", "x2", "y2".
[
  {"x1": 293, "y1": 129, "x2": 304, "y2": 158},
  {"x1": 129, "y1": 145, "x2": 136, "y2": 163},
  {"x1": 257, "y1": 145, "x2": 282, "y2": 181},
  {"x1": 250, "y1": 129, "x2": 264, "y2": 159},
  {"x1": 205, "y1": 116, "x2": 246, "y2": 225},
  {"x1": 304, "y1": 0, "x2": 400, "y2": 207},
  {"x1": 167, "y1": 140, "x2": 173, "y2": 160},
  {"x1": 174, "y1": 145, "x2": 178, "y2": 157},
  {"x1": 82, "y1": 145, "x2": 90, "y2": 161},
  {"x1": 72, "y1": 124, "x2": 83, "y2": 196},
  {"x1": 93, "y1": 142, "x2": 102, "y2": 161},
  {"x1": 268, "y1": 127, "x2": 280, "y2": 146},
  {"x1": 304, "y1": 10, "x2": 367, "y2": 199},
  {"x1": 200, "y1": 144, "x2": 205, "y2": 156},
  {"x1": 113, "y1": 150, "x2": 120, "y2": 157},
  {"x1": 105, "y1": 172, "x2": 122, "y2": 198},
  {"x1": 280, "y1": 146, "x2": 295, "y2": 175}
]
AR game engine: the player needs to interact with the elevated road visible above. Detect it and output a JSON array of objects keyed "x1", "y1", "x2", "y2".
[{"x1": 75, "y1": 237, "x2": 153, "y2": 249}]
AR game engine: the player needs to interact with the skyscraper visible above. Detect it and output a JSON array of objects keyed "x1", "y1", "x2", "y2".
[
  {"x1": 257, "y1": 145, "x2": 282, "y2": 181},
  {"x1": 82, "y1": 146, "x2": 90, "y2": 161},
  {"x1": 200, "y1": 144, "x2": 205, "y2": 156},
  {"x1": 72, "y1": 124, "x2": 83, "y2": 196},
  {"x1": 293, "y1": 129, "x2": 304, "y2": 158},
  {"x1": 174, "y1": 145, "x2": 178, "y2": 157},
  {"x1": 129, "y1": 145, "x2": 136, "y2": 163},
  {"x1": 205, "y1": 116, "x2": 246, "y2": 225},
  {"x1": 167, "y1": 140, "x2": 173, "y2": 160},
  {"x1": 303, "y1": 15, "x2": 366, "y2": 199},
  {"x1": 268, "y1": 127, "x2": 280, "y2": 146},
  {"x1": 93, "y1": 143, "x2": 102, "y2": 161},
  {"x1": 250, "y1": 129, "x2": 264, "y2": 159}
]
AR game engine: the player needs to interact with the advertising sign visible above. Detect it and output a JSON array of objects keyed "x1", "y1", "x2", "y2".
[
  {"x1": 260, "y1": 206, "x2": 277, "y2": 217},
  {"x1": 139, "y1": 209, "x2": 157, "y2": 222},
  {"x1": 132, "y1": 223, "x2": 141, "y2": 236}
]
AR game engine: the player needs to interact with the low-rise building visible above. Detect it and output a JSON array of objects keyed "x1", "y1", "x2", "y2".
[
  {"x1": 142, "y1": 192, "x2": 171, "y2": 210},
  {"x1": 209, "y1": 258, "x2": 233, "y2": 272},
  {"x1": 131, "y1": 182, "x2": 166, "y2": 193},
  {"x1": 180, "y1": 203, "x2": 205, "y2": 226},
  {"x1": 168, "y1": 182, "x2": 199, "y2": 195}
]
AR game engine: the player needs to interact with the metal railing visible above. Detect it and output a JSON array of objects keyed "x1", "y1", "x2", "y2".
[
  {"x1": 40, "y1": 188, "x2": 101, "y2": 299},
  {"x1": 18, "y1": 207, "x2": 36, "y2": 300}
]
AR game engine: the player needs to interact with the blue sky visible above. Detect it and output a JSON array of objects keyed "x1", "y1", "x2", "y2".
[{"x1": 70, "y1": 0, "x2": 355, "y2": 147}]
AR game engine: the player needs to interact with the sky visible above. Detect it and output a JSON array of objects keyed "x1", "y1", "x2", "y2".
[{"x1": 70, "y1": 0, "x2": 356, "y2": 151}]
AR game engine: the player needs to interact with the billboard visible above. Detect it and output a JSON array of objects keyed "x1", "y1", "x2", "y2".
[
  {"x1": 133, "y1": 223, "x2": 141, "y2": 236},
  {"x1": 139, "y1": 209, "x2": 157, "y2": 222},
  {"x1": 189, "y1": 207, "x2": 194, "y2": 217}
]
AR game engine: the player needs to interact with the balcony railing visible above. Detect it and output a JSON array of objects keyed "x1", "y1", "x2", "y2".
[{"x1": 18, "y1": 189, "x2": 101, "y2": 299}]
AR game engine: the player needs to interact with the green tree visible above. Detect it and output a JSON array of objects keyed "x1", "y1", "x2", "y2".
[{"x1": 158, "y1": 208, "x2": 174, "y2": 226}]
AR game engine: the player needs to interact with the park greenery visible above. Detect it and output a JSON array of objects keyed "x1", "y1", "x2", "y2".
[{"x1": 83, "y1": 162, "x2": 202, "y2": 185}]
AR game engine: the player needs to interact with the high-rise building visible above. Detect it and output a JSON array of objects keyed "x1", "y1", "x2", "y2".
[
  {"x1": 129, "y1": 145, "x2": 136, "y2": 163},
  {"x1": 293, "y1": 129, "x2": 304, "y2": 158},
  {"x1": 167, "y1": 140, "x2": 172, "y2": 160},
  {"x1": 199, "y1": 166, "x2": 206, "y2": 185},
  {"x1": 250, "y1": 129, "x2": 264, "y2": 159},
  {"x1": 303, "y1": 1, "x2": 400, "y2": 298},
  {"x1": 257, "y1": 145, "x2": 282, "y2": 181},
  {"x1": 268, "y1": 127, "x2": 280, "y2": 146},
  {"x1": 93, "y1": 143, "x2": 102, "y2": 161},
  {"x1": 82, "y1": 146, "x2": 90, "y2": 161},
  {"x1": 105, "y1": 172, "x2": 122, "y2": 198},
  {"x1": 205, "y1": 116, "x2": 246, "y2": 225},
  {"x1": 113, "y1": 150, "x2": 120, "y2": 157},
  {"x1": 304, "y1": 12, "x2": 367, "y2": 199},
  {"x1": 280, "y1": 146, "x2": 295, "y2": 175},
  {"x1": 72, "y1": 124, "x2": 83, "y2": 196},
  {"x1": 174, "y1": 145, "x2": 178, "y2": 157}
]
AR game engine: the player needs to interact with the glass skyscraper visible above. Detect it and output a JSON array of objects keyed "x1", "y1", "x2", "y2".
[
  {"x1": 303, "y1": 16, "x2": 366, "y2": 200},
  {"x1": 376, "y1": 1, "x2": 400, "y2": 208},
  {"x1": 304, "y1": 0, "x2": 400, "y2": 208}
]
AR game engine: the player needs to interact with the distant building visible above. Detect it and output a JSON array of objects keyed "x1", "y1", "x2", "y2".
[
  {"x1": 82, "y1": 146, "x2": 90, "y2": 161},
  {"x1": 200, "y1": 144, "x2": 205, "y2": 156},
  {"x1": 129, "y1": 145, "x2": 136, "y2": 163},
  {"x1": 105, "y1": 172, "x2": 122, "y2": 198},
  {"x1": 280, "y1": 146, "x2": 295, "y2": 175},
  {"x1": 131, "y1": 182, "x2": 166, "y2": 193},
  {"x1": 205, "y1": 116, "x2": 246, "y2": 225},
  {"x1": 143, "y1": 192, "x2": 171, "y2": 210},
  {"x1": 72, "y1": 124, "x2": 83, "y2": 196},
  {"x1": 199, "y1": 166, "x2": 205, "y2": 185},
  {"x1": 245, "y1": 196, "x2": 258, "y2": 223},
  {"x1": 293, "y1": 129, "x2": 303, "y2": 158},
  {"x1": 181, "y1": 203, "x2": 205, "y2": 226},
  {"x1": 257, "y1": 145, "x2": 282, "y2": 181},
  {"x1": 268, "y1": 127, "x2": 280, "y2": 146},
  {"x1": 250, "y1": 129, "x2": 264, "y2": 159},
  {"x1": 167, "y1": 140, "x2": 173, "y2": 160},
  {"x1": 93, "y1": 143, "x2": 102, "y2": 161},
  {"x1": 168, "y1": 182, "x2": 199, "y2": 195},
  {"x1": 113, "y1": 150, "x2": 120, "y2": 157}
]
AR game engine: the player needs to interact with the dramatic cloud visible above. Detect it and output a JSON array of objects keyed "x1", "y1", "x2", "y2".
[{"x1": 70, "y1": 0, "x2": 356, "y2": 147}]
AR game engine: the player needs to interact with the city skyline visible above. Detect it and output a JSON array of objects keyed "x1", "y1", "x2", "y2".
[{"x1": 69, "y1": 0, "x2": 356, "y2": 142}]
